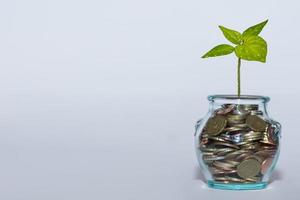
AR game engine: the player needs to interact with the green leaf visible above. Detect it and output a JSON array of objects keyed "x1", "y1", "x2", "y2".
[
  {"x1": 242, "y1": 19, "x2": 268, "y2": 38},
  {"x1": 219, "y1": 25, "x2": 242, "y2": 44},
  {"x1": 235, "y1": 35, "x2": 267, "y2": 62},
  {"x1": 202, "y1": 44, "x2": 235, "y2": 58}
]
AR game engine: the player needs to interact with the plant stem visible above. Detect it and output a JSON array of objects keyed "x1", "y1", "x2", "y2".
[{"x1": 237, "y1": 57, "x2": 241, "y2": 97}]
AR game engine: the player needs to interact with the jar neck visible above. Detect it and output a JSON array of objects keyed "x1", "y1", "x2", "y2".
[{"x1": 207, "y1": 95, "x2": 270, "y2": 115}]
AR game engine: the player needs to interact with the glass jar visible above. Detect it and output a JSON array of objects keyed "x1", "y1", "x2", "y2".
[{"x1": 194, "y1": 95, "x2": 281, "y2": 190}]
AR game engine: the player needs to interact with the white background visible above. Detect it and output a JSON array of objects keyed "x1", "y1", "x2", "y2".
[{"x1": 0, "y1": 0, "x2": 299, "y2": 199}]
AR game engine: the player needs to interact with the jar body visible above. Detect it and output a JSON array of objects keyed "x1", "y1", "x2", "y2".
[{"x1": 194, "y1": 95, "x2": 281, "y2": 190}]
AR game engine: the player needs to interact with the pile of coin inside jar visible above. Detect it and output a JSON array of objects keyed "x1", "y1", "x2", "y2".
[{"x1": 199, "y1": 104, "x2": 279, "y2": 183}]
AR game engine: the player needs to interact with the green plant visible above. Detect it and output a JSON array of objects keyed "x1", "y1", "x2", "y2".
[{"x1": 202, "y1": 20, "x2": 268, "y2": 97}]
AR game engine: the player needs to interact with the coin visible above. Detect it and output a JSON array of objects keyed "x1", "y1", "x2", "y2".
[
  {"x1": 200, "y1": 146, "x2": 217, "y2": 152},
  {"x1": 200, "y1": 137, "x2": 209, "y2": 145},
  {"x1": 261, "y1": 158, "x2": 273, "y2": 174},
  {"x1": 223, "y1": 132, "x2": 245, "y2": 143},
  {"x1": 254, "y1": 150, "x2": 274, "y2": 158},
  {"x1": 209, "y1": 167, "x2": 226, "y2": 175},
  {"x1": 232, "y1": 123, "x2": 249, "y2": 128},
  {"x1": 213, "y1": 161, "x2": 236, "y2": 171},
  {"x1": 215, "y1": 148, "x2": 236, "y2": 156},
  {"x1": 225, "y1": 160, "x2": 240, "y2": 166},
  {"x1": 260, "y1": 138, "x2": 277, "y2": 146},
  {"x1": 237, "y1": 104, "x2": 259, "y2": 111},
  {"x1": 217, "y1": 104, "x2": 235, "y2": 115},
  {"x1": 240, "y1": 142, "x2": 261, "y2": 150},
  {"x1": 222, "y1": 104, "x2": 236, "y2": 109},
  {"x1": 250, "y1": 110, "x2": 263, "y2": 115},
  {"x1": 242, "y1": 136, "x2": 263, "y2": 143},
  {"x1": 236, "y1": 152, "x2": 252, "y2": 161},
  {"x1": 237, "y1": 158, "x2": 261, "y2": 179},
  {"x1": 202, "y1": 152, "x2": 215, "y2": 156},
  {"x1": 243, "y1": 131, "x2": 263, "y2": 137},
  {"x1": 227, "y1": 114, "x2": 247, "y2": 123},
  {"x1": 213, "y1": 177, "x2": 229, "y2": 182},
  {"x1": 260, "y1": 144, "x2": 277, "y2": 150},
  {"x1": 214, "y1": 142, "x2": 239, "y2": 149},
  {"x1": 214, "y1": 176, "x2": 247, "y2": 183},
  {"x1": 245, "y1": 176, "x2": 261, "y2": 182},
  {"x1": 264, "y1": 126, "x2": 278, "y2": 144},
  {"x1": 246, "y1": 115, "x2": 268, "y2": 132},
  {"x1": 207, "y1": 136, "x2": 227, "y2": 142},
  {"x1": 224, "y1": 126, "x2": 245, "y2": 132},
  {"x1": 224, "y1": 149, "x2": 251, "y2": 159},
  {"x1": 227, "y1": 113, "x2": 247, "y2": 119},
  {"x1": 225, "y1": 177, "x2": 245, "y2": 183},
  {"x1": 203, "y1": 155, "x2": 226, "y2": 161},
  {"x1": 206, "y1": 115, "x2": 227, "y2": 135},
  {"x1": 210, "y1": 167, "x2": 237, "y2": 175}
]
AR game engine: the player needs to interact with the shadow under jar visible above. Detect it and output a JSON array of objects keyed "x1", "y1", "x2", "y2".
[{"x1": 194, "y1": 95, "x2": 281, "y2": 190}]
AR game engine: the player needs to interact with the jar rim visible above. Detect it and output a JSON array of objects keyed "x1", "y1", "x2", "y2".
[{"x1": 207, "y1": 95, "x2": 270, "y2": 103}]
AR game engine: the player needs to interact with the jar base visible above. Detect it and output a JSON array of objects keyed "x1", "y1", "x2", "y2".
[{"x1": 207, "y1": 181, "x2": 267, "y2": 190}]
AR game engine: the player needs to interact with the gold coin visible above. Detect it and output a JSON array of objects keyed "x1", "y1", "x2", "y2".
[
  {"x1": 260, "y1": 139, "x2": 277, "y2": 146},
  {"x1": 227, "y1": 114, "x2": 247, "y2": 121},
  {"x1": 225, "y1": 177, "x2": 245, "y2": 183},
  {"x1": 214, "y1": 176, "x2": 246, "y2": 183},
  {"x1": 213, "y1": 177, "x2": 229, "y2": 182},
  {"x1": 225, "y1": 160, "x2": 240, "y2": 166},
  {"x1": 205, "y1": 115, "x2": 227, "y2": 135},
  {"x1": 242, "y1": 136, "x2": 263, "y2": 143},
  {"x1": 200, "y1": 146, "x2": 217, "y2": 152},
  {"x1": 210, "y1": 167, "x2": 237, "y2": 175},
  {"x1": 237, "y1": 104, "x2": 259, "y2": 111},
  {"x1": 246, "y1": 115, "x2": 268, "y2": 132},
  {"x1": 224, "y1": 126, "x2": 245, "y2": 132},
  {"x1": 240, "y1": 143, "x2": 261, "y2": 150},
  {"x1": 264, "y1": 126, "x2": 278, "y2": 144},
  {"x1": 202, "y1": 155, "x2": 225, "y2": 161},
  {"x1": 215, "y1": 148, "x2": 236, "y2": 156},
  {"x1": 207, "y1": 136, "x2": 227, "y2": 142},
  {"x1": 250, "y1": 110, "x2": 263, "y2": 115},
  {"x1": 213, "y1": 161, "x2": 236, "y2": 171},
  {"x1": 209, "y1": 167, "x2": 226, "y2": 175},
  {"x1": 224, "y1": 149, "x2": 251, "y2": 159},
  {"x1": 202, "y1": 151, "x2": 215, "y2": 156},
  {"x1": 232, "y1": 123, "x2": 249, "y2": 128},
  {"x1": 245, "y1": 176, "x2": 261, "y2": 182},
  {"x1": 237, "y1": 158, "x2": 261, "y2": 179},
  {"x1": 214, "y1": 142, "x2": 239, "y2": 149},
  {"x1": 226, "y1": 114, "x2": 247, "y2": 125}
]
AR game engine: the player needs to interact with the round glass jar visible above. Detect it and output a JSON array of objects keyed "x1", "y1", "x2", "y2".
[{"x1": 194, "y1": 95, "x2": 281, "y2": 190}]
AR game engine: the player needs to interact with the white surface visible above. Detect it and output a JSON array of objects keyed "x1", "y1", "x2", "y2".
[{"x1": 0, "y1": 0, "x2": 299, "y2": 199}]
